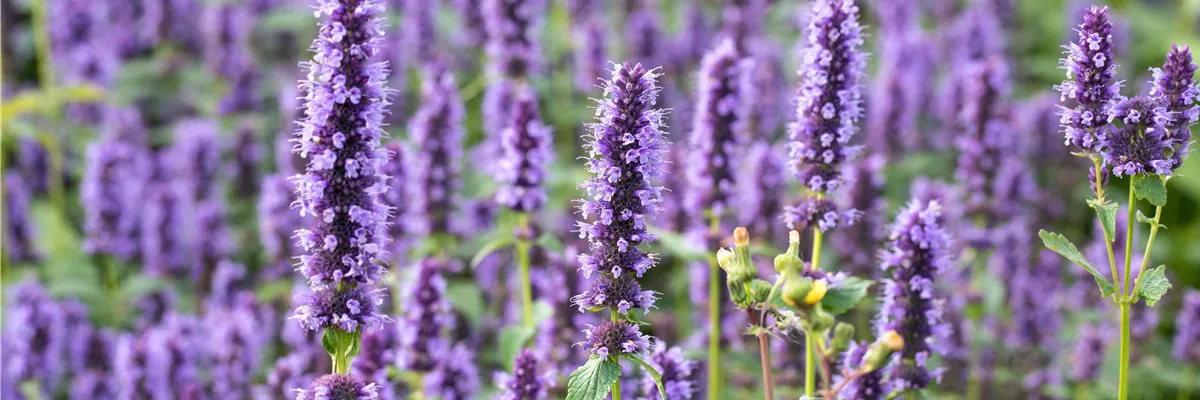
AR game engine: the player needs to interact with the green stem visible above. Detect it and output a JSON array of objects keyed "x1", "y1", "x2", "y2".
[
  {"x1": 1076, "y1": 383, "x2": 1089, "y2": 400},
  {"x1": 517, "y1": 213, "x2": 535, "y2": 329},
  {"x1": 1123, "y1": 183, "x2": 1136, "y2": 296},
  {"x1": 1118, "y1": 302, "x2": 1131, "y2": 400},
  {"x1": 810, "y1": 193, "x2": 825, "y2": 271},
  {"x1": 758, "y1": 332, "x2": 774, "y2": 400},
  {"x1": 1094, "y1": 157, "x2": 1123, "y2": 302},
  {"x1": 805, "y1": 332, "x2": 816, "y2": 397},
  {"x1": 707, "y1": 214, "x2": 722, "y2": 400},
  {"x1": 1178, "y1": 377, "x2": 1192, "y2": 400},
  {"x1": 612, "y1": 309, "x2": 623, "y2": 400},
  {"x1": 1131, "y1": 206, "x2": 1164, "y2": 298}
]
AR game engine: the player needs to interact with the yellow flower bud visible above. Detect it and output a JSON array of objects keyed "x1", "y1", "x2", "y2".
[
  {"x1": 734, "y1": 227, "x2": 749, "y2": 246},
  {"x1": 881, "y1": 330, "x2": 904, "y2": 351}
]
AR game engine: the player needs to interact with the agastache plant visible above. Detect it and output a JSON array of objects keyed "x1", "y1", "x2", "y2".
[
  {"x1": 784, "y1": 0, "x2": 867, "y2": 396},
  {"x1": 686, "y1": 37, "x2": 751, "y2": 397},
  {"x1": 289, "y1": 0, "x2": 393, "y2": 395},
  {"x1": 714, "y1": 228, "x2": 878, "y2": 400},
  {"x1": 565, "y1": 62, "x2": 668, "y2": 400},
  {"x1": 1042, "y1": 9, "x2": 1189, "y2": 400}
]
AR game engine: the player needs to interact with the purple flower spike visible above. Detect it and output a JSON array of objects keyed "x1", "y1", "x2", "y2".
[
  {"x1": 484, "y1": 0, "x2": 542, "y2": 79},
  {"x1": 296, "y1": 373, "x2": 380, "y2": 400},
  {"x1": 82, "y1": 135, "x2": 148, "y2": 261},
  {"x1": 782, "y1": 196, "x2": 863, "y2": 233},
  {"x1": 424, "y1": 342, "x2": 481, "y2": 400},
  {"x1": 1102, "y1": 96, "x2": 1174, "y2": 177},
  {"x1": 737, "y1": 141, "x2": 786, "y2": 239},
  {"x1": 642, "y1": 345, "x2": 698, "y2": 400},
  {"x1": 2, "y1": 281, "x2": 68, "y2": 395},
  {"x1": 1058, "y1": 5, "x2": 1123, "y2": 153},
  {"x1": 1149, "y1": 45, "x2": 1198, "y2": 169},
  {"x1": 574, "y1": 62, "x2": 668, "y2": 317},
  {"x1": 1069, "y1": 322, "x2": 1108, "y2": 383},
  {"x1": 580, "y1": 321, "x2": 652, "y2": 358},
  {"x1": 685, "y1": 39, "x2": 752, "y2": 218},
  {"x1": 411, "y1": 68, "x2": 465, "y2": 237},
  {"x1": 291, "y1": 0, "x2": 394, "y2": 290},
  {"x1": 380, "y1": 142, "x2": 412, "y2": 257},
  {"x1": 834, "y1": 155, "x2": 886, "y2": 277},
  {"x1": 398, "y1": 258, "x2": 455, "y2": 373},
  {"x1": 141, "y1": 176, "x2": 190, "y2": 277},
  {"x1": 789, "y1": 0, "x2": 867, "y2": 193},
  {"x1": 403, "y1": 0, "x2": 437, "y2": 63},
  {"x1": 294, "y1": 284, "x2": 389, "y2": 333},
  {"x1": 172, "y1": 119, "x2": 222, "y2": 202},
  {"x1": 498, "y1": 348, "x2": 550, "y2": 400},
  {"x1": 877, "y1": 200, "x2": 953, "y2": 391},
  {"x1": 574, "y1": 21, "x2": 608, "y2": 91},
  {"x1": 4, "y1": 173, "x2": 40, "y2": 263},
  {"x1": 497, "y1": 86, "x2": 554, "y2": 212},
  {"x1": 1173, "y1": 291, "x2": 1200, "y2": 363}
]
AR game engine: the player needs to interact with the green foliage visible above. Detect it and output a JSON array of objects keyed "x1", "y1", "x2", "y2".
[
  {"x1": 446, "y1": 280, "x2": 487, "y2": 330},
  {"x1": 1133, "y1": 175, "x2": 1168, "y2": 207},
  {"x1": 819, "y1": 277, "x2": 873, "y2": 315},
  {"x1": 1088, "y1": 199, "x2": 1119, "y2": 240},
  {"x1": 498, "y1": 325, "x2": 536, "y2": 371},
  {"x1": 470, "y1": 236, "x2": 515, "y2": 269},
  {"x1": 1039, "y1": 230, "x2": 1116, "y2": 298},
  {"x1": 652, "y1": 228, "x2": 708, "y2": 261},
  {"x1": 566, "y1": 356, "x2": 622, "y2": 400},
  {"x1": 1135, "y1": 265, "x2": 1172, "y2": 307}
]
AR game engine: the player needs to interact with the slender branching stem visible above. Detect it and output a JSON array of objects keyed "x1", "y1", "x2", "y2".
[
  {"x1": 517, "y1": 213, "x2": 535, "y2": 329},
  {"x1": 757, "y1": 331, "x2": 774, "y2": 400},
  {"x1": 611, "y1": 307, "x2": 622, "y2": 400},
  {"x1": 707, "y1": 213, "x2": 722, "y2": 400},
  {"x1": 1093, "y1": 157, "x2": 1123, "y2": 302},
  {"x1": 1123, "y1": 184, "x2": 1136, "y2": 295},
  {"x1": 1131, "y1": 206, "x2": 1164, "y2": 298},
  {"x1": 1118, "y1": 302, "x2": 1131, "y2": 400}
]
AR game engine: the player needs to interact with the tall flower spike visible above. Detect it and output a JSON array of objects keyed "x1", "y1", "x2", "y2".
[
  {"x1": 411, "y1": 67, "x2": 465, "y2": 237},
  {"x1": 1102, "y1": 96, "x2": 1174, "y2": 177},
  {"x1": 1149, "y1": 44, "x2": 1198, "y2": 169},
  {"x1": 2, "y1": 281, "x2": 68, "y2": 396},
  {"x1": 497, "y1": 86, "x2": 554, "y2": 212},
  {"x1": 498, "y1": 348, "x2": 550, "y2": 400},
  {"x1": 484, "y1": 0, "x2": 541, "y2": 79},
  {"x1": 3, "y1": 173, "x2": 40, "y2": 263},
  {"x1": 574, "y1": 21, "x2": 608, "y2": 91},
  {"x1": 296, "y1": 373, "x2": 380, "y2": 400},
  {"x1": 291, "y1": 0, "x2": 393, "y2": 292},
  {"x1": 685, "y1": 38, "x2": 752, "y2": 218},
  {"x1": 398, "y1": 258, "x2": 455, "y2": 372},
  {"x1": 642, "y1": 345, "x2": 698, "y2": 400},
  {"x1": 789, "y1": 0, "x2": 866, "y2": 192},
  {"x1": 1173, "y1": 291, "x2": 1200, "y2": 364},
  {"x1": 172, "y1": 119, "x2": 222, "y2": 203},
  {"x1": 82, "y1": 134, "x2": 148, "y2": 261},
  {"x1": 574, "y1": 61, "x2": 669, "y2": 358},
  {"x1": 876, "y1": 200, "x2": 953, "y2": 391},
  {"x1": 1057, "y1": 5, "x2": 1122, "y2": 152}
]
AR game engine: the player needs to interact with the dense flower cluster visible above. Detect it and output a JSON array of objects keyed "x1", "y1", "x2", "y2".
[
  {"x1": 1057, "y1": 6, "x2": 1122, "y2": 152},
  {"x1": 397, "y1": 258, "x2": 455, "y2": 372},
  {"x1": 497, "y1": 349, "x2": 550, "y2": 400},
  {"x1": 423, "y1": 343, "x2": 481, "y2": 400},
  {"x1": 496, "y1": 86, "x2": 554, "y2": 212},
  {"x1": 685, "y1": 39, "x2": 751, "y2": 218},
  {"x1": 4, "y1": 173, "x2": 40, "y2": 263},
  {"x1": 1102, "y1": 96, "x2": 1174, "y2": 177},
  {"x1": 1149, "y1": 45, "x2": 1198, "y2": 169},
  {"x1": 1068, "y1": 322, "x2": 1108, "y2": 383},
  {"x1": 838, "y1": 341, "x2": 885, "y2": 400},
  {"x1": 1173, "y1": 292, "x2": 1200, "y2": 363},
  {"x1": 574, "y1": 21, "x2": 608, "y2": 91},
  {"x1": 574, "y1": 62, "x2": 668, "y2": 358},
  {"x1": 296, "y1": 373, "x2": 380, "y2": 400},
  {"x1": 82, "y1": 134, "x2": 148, "y2": 261},
  {"x1": 877, "y1": 200, "x2": 953, "y2": 391},
  {"x1": 411, "y1": 68, "x2": 466, "y2": 237},
  {"x1": 788, "y1": 0, "x2": 866, "y2": 192},
  {"x1": 484, "y1": 0, "x2": 541, "y2": 79}
]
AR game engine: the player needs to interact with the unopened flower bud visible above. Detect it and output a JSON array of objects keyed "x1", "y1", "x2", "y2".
[
  {"x1": 786, "y1": 230, "x2": 801, "y2": 258},
  {"x1": 734, "y1": 226, "x2": 749, "y2": 246},
  {"x1": 749, "y1": 279, "x2": 773, "y2": 304},
  {"x1": 805, "y1": 280, "x2": 827, "y2": 305},
  {"x1": 861, "y1": 330, "x2": 904, "y2": 373},
  {"x1": 716, "y1": 248, "x2": 736, "y2": 272},
  {"x1": 832, "y1": 322, "x2": 854, "y2": 353},
  {"x1": 774, "y1": 253, "x2": 804, "y2": 275},
  {"x1": 781, "y1": 277, "x2": 813, "y2": 308}
]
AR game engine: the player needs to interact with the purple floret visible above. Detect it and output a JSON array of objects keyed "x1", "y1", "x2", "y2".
[
  {"x1": 296, "y1": 373, "x2": 380, "y2": 400},
  {"x1": 642, "y1": 345, "x2": 698, "y2": 400},
  {"x1": 685, "y1": 39, "x2": 752, "y2": 218},
  {"x1": 1149, "y1": 45, "x2": 1198, "y2": 169},
  {"x1": 581, "y1": 320, "x2": 652, "y2": 358},
  {"x1": 496, "y1": 86, "x2": 554, "y2": 212},
  {"x1": 1102, "y1": 96, "x2": 1174, "y2": 177}
]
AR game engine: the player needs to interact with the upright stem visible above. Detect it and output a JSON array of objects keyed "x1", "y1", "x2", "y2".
[
  {"x1": 810, "y1": 193, "x2": 825, "y2": 271},
  {"x1": 1118, "y1": 302, "x2": 1131, "y2": 400},
  {"x1": 707, "y1": 213, "x2": 722, "y2": 400},
  {"x1": 1094, "y1": 157, "x2": 1122, "y2": 301},
  {"x1": 805, "y1": 333, "x2": 816, "y2": 397},
  {"x1": 611, "y1": 309, "x2": 623, "y2": 400},
  {"x1": 1131, "y1": 206, "x2": 1164, "y2": 298},
  {"x1": 517, "y1": 213, "x2": 534, "y2": 329},
  {"x1": 758, "y1": 332, "x2": 774, "y2": 400},
  {"x1": 1123, "y1": 184, "x2": 1136, "y2": 295}
]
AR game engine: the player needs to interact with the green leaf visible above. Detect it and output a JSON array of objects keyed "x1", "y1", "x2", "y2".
[
  {"x1": 820, "y1": 277, "x2": 873, "y2": 315},
  {"x1": 1135, "y1": 210, "x2": 1166, "y2": 230},
  {"x1": 1088, "y1": 199, "x2": 1119, "y2": 240},
  {"x1": 532, "y1": 300, "x2": 554, "y2": 326},
  {"x1": 624, "y1": 354, "x2": 666, "y2": 400},
  {"x1": 651, "y1": 227, "x2": 708, "y2": 261},
  {"x1": 566, "y1": 356, "x2": 622, "y2": 400},
  {"x1": 1135, "y1": 265, "x2": 1172, "y2": 306},
  {"x1": 623, "y1": 310, "x2": 651, "y2": 326},
  {"x1": 1132, "y1": 174, "x2": 1167, "y2": 207},
  {"x1": 1039, "y1": 230, "x2": 1116, "y2": 298},
  {"x1": 536, "y1": 233, "x2": 565, "y2": 255},
  {"x1": 498, "y1": 325, "x2": 536, "y2": 370},
  {"x1": 470, "y1": 236, "x2": 515, "y2": 268},
  {"x1": 321, "y1": 328, "x2": 339, "y2": 358},
  {"x1": 446, "y1": 281, "x2": 486, "y2": 329},
  {"x1": 117, "y1": 274, "x2": 170, "y2": 303}
]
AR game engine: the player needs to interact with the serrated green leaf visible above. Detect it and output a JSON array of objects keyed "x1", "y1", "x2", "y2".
[
  {"x1": 470, "y1": 236, "x2": 515, "y2": 268},
  {"x1": 566, "y1": 356, "x2": 622, "y2": 400},
  {"x1": 1136, "y1": 265, "x2": 1172, "y2": 306},
  {"x1": 1088, "y1": 199, "x2": 1119, "y2": 240},
  {"x1": 820, "y1": 277, "x2": 872, "y2": 315},
  {"x1": 1039, "y1": 230, "x2": 1115, "y2": 298},
  {"x1": 624, "y1": 354, "x2": 666, "y2": 400},
  {"x1": 446, "y1": 281, "x2": 486, "y2": 329},
  {"x1": 1135, "y1": 210, "x2": 1166, "y2": 230},
  {"x1": 499, "y1": 326, "x2": 536, "y2": 370},
  {"x1": 1132, "y1": 174, "x2": 1167, "y2": 207}
]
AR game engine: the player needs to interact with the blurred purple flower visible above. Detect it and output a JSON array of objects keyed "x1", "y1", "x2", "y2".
[
  {"x1": 641, "y1": 345, "x2": 697, "y2": 400},
  {"x1": 497, "y1": 349, "x2": 551, "y2": 400},
  {"x1": 411, "y1": 68, "x2": 465, "y2": 238},
  {"x1": 1148, "y1": 44, "x2": 1198, "y2": 169},
  {"x1": 423, "y1": 342, "x2": 481, "y2": 400},
  {"x1": 1173, "y1": 291, "x2": 1200, "y2": 363},
  {"x1": 82, "y1": 134, "x2": 148, "y2": 261},
  {"x1": 398, "y1": 258, "x2": 455, "y2": 372},
  {"x1": 3, "y1": 173, "x2": 40, "y2": 263},
  {"x1": 497, "y1": 86, "x2": 554, "y2": 212},
  {"x1": 685, "y1": 39, "x2": 752, "y2": 219}
]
